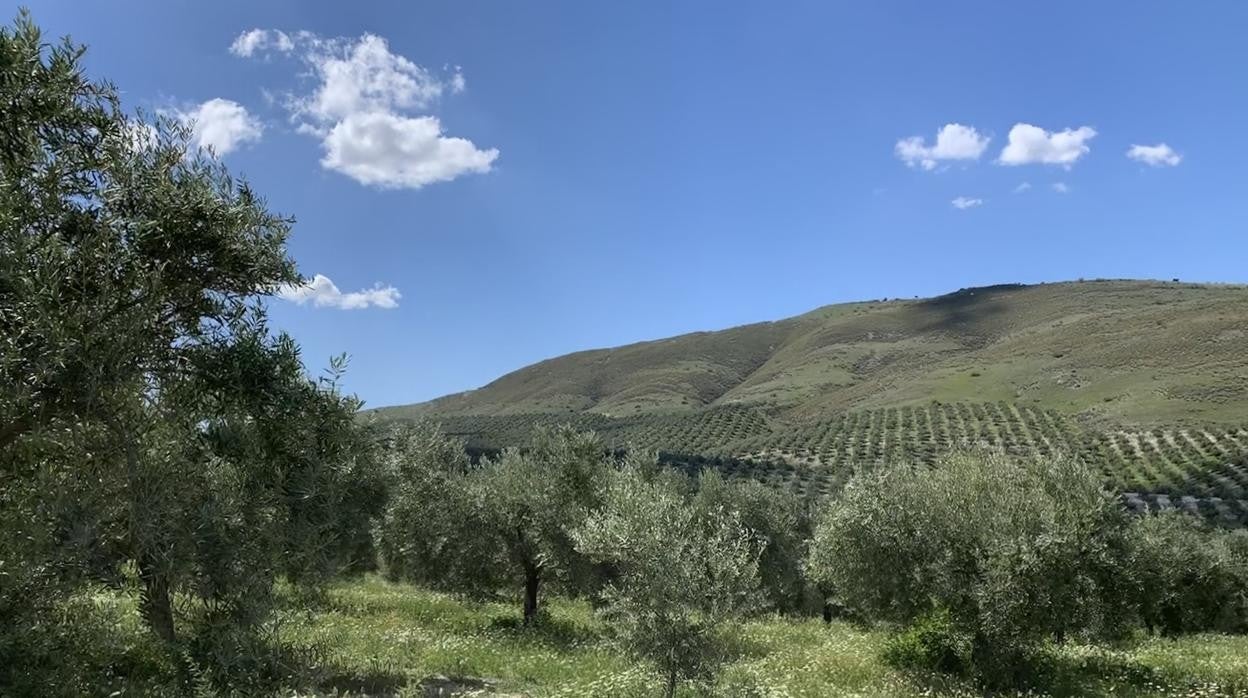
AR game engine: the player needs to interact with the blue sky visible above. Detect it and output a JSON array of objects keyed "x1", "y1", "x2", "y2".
[{"x1": 27, "y1": 1, "x2": 1248, "y2": 407}]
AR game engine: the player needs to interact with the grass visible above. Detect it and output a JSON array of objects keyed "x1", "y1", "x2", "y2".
[{"x1": 41, "y1": 576, "x2": 1248, "y2": 696}]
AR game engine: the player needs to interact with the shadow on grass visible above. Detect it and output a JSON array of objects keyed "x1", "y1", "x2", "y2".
[
  {"x1": 318, "y1": 668, "x2": 410, "y2": 696},
  {"x1": 485, "y1": 612, "x2": 599, "y2": 651},
  {"x1": 897, "y1": 646, "x2": 1188, "y2": 698}
]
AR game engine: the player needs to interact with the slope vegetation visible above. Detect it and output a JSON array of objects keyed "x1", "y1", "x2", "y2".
[{"x1": 377, "y1": 280, "x2": 1248, "y2": 426}]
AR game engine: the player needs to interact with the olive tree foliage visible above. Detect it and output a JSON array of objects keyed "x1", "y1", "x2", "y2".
[
  {"x1": 376, "y1": 424, "x2": 614, "y2": 624},
  {"x1": 473, "y1": 426, "x2": 615, "y2": 623},
  {"x1": 0, "y1": 12, "x2": 377, "y2": 690},
  {"x1": 374, "y1": 420, "x2": 499, "y2": 590},
  {"x1": 808, "y1": 450, "x2": 1133, "y2": 686},
  {"x1": 692, "y1": 469, "x2": 813, "y2": 614},
  {"x1": 1128, "y1": 512, "x2": 1248, "y2": 636},
  {"x1": 576, "y1": 464, "x2": 762, "y2": 698}
]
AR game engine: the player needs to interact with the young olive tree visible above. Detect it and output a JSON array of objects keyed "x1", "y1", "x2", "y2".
[
  {"x1": 576, "y1": 464, "x2": 762, "y2": 698},
  {"x1": 808, "y1": 450, "x2": 1132, "y2": 687}
]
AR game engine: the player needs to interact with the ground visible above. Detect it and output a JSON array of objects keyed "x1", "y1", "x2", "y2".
[{"x1": 57, "y1": 575, "x2": 1248, "y2": 696}]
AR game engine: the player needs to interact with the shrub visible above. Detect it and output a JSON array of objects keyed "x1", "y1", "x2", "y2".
[{"x1": 881, "y1": 607, "x2": 973, "y2": 675}]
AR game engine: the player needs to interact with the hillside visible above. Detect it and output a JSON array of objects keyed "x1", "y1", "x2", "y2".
[
  {"x1": 371, "y1": 280, "x2": 1248, "y2": 520},
  {"x1": 375, "y1": 280, "x2": 1248, "y2": 427}
]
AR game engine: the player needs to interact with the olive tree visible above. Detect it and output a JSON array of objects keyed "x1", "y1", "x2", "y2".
[
  {"x1": 808, "y1": 450, "x2": 1132, "y2": 686},
  {"x1": 692, "y1": 469, "x2": 813, "y2": 614},
  {"x1": 1129, "y1": 512, "x2": 1248, "y2": 636},
  {"x1": 376, "y1": 424, "x2": 613, "y2": 624},
  {"x1": 0, "y1": 12, "x2": 377, "y2": 689},
  {"x1": 374, "y1": 420, "x2": 500, "y2": 590},
  {"x1": 473, "y1": 426, "x2": 613, "y2": 624},
  {"x1": 576, "y1": 464, "x2": 761, "y2": 697}
]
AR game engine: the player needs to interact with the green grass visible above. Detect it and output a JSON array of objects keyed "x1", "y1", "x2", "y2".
[{"x1": 42, "y1": 576, "x2": 1248, "y2": 696}]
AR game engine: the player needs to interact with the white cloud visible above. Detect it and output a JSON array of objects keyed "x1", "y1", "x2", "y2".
[
  {"x1": 230, "y1": 29, "x2": 293, "y2": 57},
  {"x1": 292, "y1": 34, "x2": 447, "y2": 124},
  {"x1": 1013, "y1": 182, "x2": 1032, "y2": 193},
  {"x1": 233, "y1": 30, "x2": 496, "y2": 189},
  {"x1": 1127, "y1": 143, "x2": 1181, "y2": 167},
  {"x1": 895, "y1": 123, "x2": 990, "y2": 170},
  {"x1": 951, "y1": 196, "x2": 984, "y2": 210},
  {"x1": 1052, "y1": 182, "x2": 1070, "y2": 193},
  {"x1": 322, "y1": 112, "x2": 498, "y2": 189},
  {"x1": 998, "y1": 123, "x2": 1096, "y2": 167},
  {"x1": 277, "y1": 274, "x2": 401, "y2": 310},
  {"x1": 173, "y1": 98, "x2": 263, "y2": 155}
]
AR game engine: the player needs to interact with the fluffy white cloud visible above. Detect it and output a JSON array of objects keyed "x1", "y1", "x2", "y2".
[
  {"x1": 895, "y1": 123, "x2": 990, "y2": 171},
  {"x1": 173, "y1": 98, "x2": 263, "y2": 155},
  {"x1": 230, "y1": 29, "x2": 293, "y2": 57},
  {"x1": 233, "y1": 30, "x2": 495, "y2": 189},
  {"x1": 1127, "y1": 143, "x2": 1181, "y2": 167},
  {"x1": 998, "y1": 123, "x2": 1096, "y2": 167},
  {"x1": 951, "y1": 196, "x2": 984, "y2": 210},
  {"x1": 1013, "y1": 181, "x2": 1032, "y2": 193},
  {"x1": 322, "y1": 112, "x2": 498, "y2": 189},
  {"x1": 1052, "y1": 182, "x2": 1070, "y2": 193},
  {"x1": 278, "y1": 274, "x2": 401, "y2": 310}
]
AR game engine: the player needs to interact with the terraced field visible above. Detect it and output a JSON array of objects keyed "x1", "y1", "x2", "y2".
[{"x1": 380, "y1": 401, "x2": 1248, "y2": 523}]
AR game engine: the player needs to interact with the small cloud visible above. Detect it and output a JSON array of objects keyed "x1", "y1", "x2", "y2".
[
  {"x1": 895, "y1": 123, "x2": 990, "y2": 171},
  {"x1": 321, "y1": 112, "x2": 497, "y2": 189},
  {"x1": 951, "y1": 196, "x2": 984, "y2": 210},
  {"x1": 1052, "y1": 182, "x2": 1069, "y2": 193},
  {"x1": 449, "y1": 68, "x2": 466, "y2": 94},
  {"x1": 230, "y1": 29, "x2": 294, "y2": 57},
  {"x1": 1013, "y1": 182, "x2": 1032, "y2": 193},
  {"x1": 998, "y1": 123, "x2": 1096, "y2": 167},
  {"x1": 1127, "y1": 143, "x2": 1181, "y2": 167},
  {"x1": 171, "y1": 98, "x2": 263, "y2": 155},
  {"x1": 278, "y1": 274, "x2": 401, "y2": 310}
]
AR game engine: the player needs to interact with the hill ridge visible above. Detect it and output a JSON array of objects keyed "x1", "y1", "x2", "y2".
[{"x1": 375, "y1": 279, "x2": 1248, "y2": 427}]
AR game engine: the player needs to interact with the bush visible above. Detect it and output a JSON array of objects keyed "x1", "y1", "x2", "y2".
[{"x1": 881, "y1": 607, "x2": 972, "y2": 675}]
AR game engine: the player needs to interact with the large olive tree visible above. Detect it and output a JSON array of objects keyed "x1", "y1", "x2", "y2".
[
  {"x1": 0, "y1": 12, "x2": 378, "y2": 690},
  {"x1": 808, "y1": 450, "x2": 1133, "y2": 686}
]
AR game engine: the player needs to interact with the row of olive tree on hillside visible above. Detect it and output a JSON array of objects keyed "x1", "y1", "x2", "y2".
[{"x1": 0, "y1": 14, "x2": 381, "y2": 694}]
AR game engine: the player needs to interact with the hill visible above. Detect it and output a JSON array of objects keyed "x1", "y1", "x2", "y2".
[
  {"x1": 376, "y1": 280, "x2": 1248, "y2": 427},
  {"x1": 370, "y1": 280, "x2": 1248, "y2": 520}
]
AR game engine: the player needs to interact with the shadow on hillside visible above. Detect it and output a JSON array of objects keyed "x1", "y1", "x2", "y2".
[{"x1": 914, "y1": 284, "x2": 1027, "y2": 342}]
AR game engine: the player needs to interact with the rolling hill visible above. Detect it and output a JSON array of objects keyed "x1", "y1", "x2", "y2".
[
  {"x1": 376, "y1": 279, "x2": 1248, "y2": 426},
  {"x1": 371, "y1": 279, "x2": 1248, "y2": 520}
]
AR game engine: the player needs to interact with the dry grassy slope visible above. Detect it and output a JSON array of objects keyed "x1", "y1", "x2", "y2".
[{"x1": 375, "y1": 280, "x2": 1248, "y2": 427}]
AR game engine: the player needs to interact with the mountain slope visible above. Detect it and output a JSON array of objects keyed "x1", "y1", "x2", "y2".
[{"x1": 375, "y1": 280, "x2": 1248, "y2": 427}]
